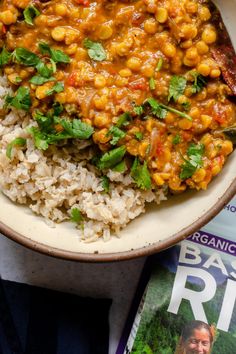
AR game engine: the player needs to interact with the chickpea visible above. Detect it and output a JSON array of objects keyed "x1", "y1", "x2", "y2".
[
  {"x1": 55, "y1": 4, "x2": 68, "y2": 16},
  {"x1": 189, "y1": 107, "x2": 200, "y2": 119},
  {"x1": 126, "y1": 57, "x2": 142, "y2": 71},
  {"x1": 210, "y1": 69, "x2": 221, "y2": 79},
  {"x1": 162, "y1": 43, "x2": 176, "y2": 58},
  {"x1": 196, "y1": 41, "x2": 209, "y2": 54},
  {"x1": 140, "y1": 64, "x2": 154, "y2": 78},
  {"x1": 199, "y1": 6, "x2": 211, "y2": 21},
  {"x1": 35, "y1": 85, "x2": 50, "y2": 100},
  {"x1": 185, "y1": 47, "x2": 198, "y2": 60},
  {"x1": 178, "y1": 118, "x2": 193, "y2": 130},
  {"x1": 202, "y1": 26, "x2": 217, "y2": 44},
  {"x1": 7, "y1": 73, "x2": 21, "y2": 84},
  {"x1": 192, "y1": 168, "x2": 206, "y2": 183},
  {"x1": 119, "y1": 68, "x2": 132, "y2": 77},
  {"x1": 93, "y1": 114, "x2": 110, "y2": 128},
  {"x1": 181, "y1": 40, "x2": 193, "y2": 49},
  {"x1": 93, "y1": 128, "x2": 110, "y2": 144},
  {"x1": 51, "y1": 27, "x2": 66, "y2": 41},
  {"x1": 0, "y1": 10, "x2": 17, "y2": 25},
  {"x1": 144, "y1": 18, "x2": 158, "y2": 34},
  {"x1": 197, "y1": 63, "x2": 211, "y2": 76},
  {"x1": 12, "y1": 0, "x2": 30, "y2": 9},
  {"x1": 181, "y1": 24, "x2": 198, "y2": 40},
  {"x1": 65, "y1": 43, "x2": 78, "y2": 55},
  {"x1": 221, "y1": 140, "x2": 233, "y2": 155},
  {"x1": 185, "y1": 1, "x2": 198, "y2": 14},
  {"x1": 98, "y1": 23, "x2": 113, "y2": 40},
  {"x1": 155, "y1": 7, "x2": 168, "y2": 23},
  {"x1": 201, "y1": 114, "x2": 212, "y2": 128},
  {"x1": 93, "y1": 95, "x2": 108, "y2": 110},
  {"x1": 153, "y1": 173, "x2": 165, "y2": 186},
  {"x1": 94, "y1": 75, "x2": 107, "y2": 88}
]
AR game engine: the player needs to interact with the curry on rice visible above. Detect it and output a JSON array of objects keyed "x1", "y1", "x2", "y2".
[{"x1": 0, "y1": 0, "x2": 235, "y2": 239}]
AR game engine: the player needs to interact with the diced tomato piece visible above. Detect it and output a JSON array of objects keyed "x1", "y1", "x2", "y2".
[
  {"x1": 67, "y1": 72, "x2": 80, "y2": 87},
  {"x1": 128, "y1": 78, "x2": 148, "y2": 91},
  {"x1": 156, "y1": 142, "x2": 164, "y2": 156},
  {"x1": 74, "y1": 0, "x2": 89, "y2": 6},
  {"x1": 2, "y1": 24, "x2": 6, "y2": 34}
]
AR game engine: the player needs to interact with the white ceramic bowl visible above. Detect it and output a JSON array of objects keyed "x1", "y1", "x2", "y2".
[{"x1": 0, "y1": 0, "x2": 235, "y2": 262}]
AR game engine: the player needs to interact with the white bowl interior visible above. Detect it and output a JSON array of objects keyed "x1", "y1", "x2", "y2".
[{"x1": 0, "y1": 0, "x2": 236, "y2": 258}]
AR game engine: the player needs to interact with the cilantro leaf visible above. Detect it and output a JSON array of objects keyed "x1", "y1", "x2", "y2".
[
  {"x1": 70, "y1": 208, "x2": 84, "y2": 223},
  {"x1": 0, "y1": 47, "x2": 11, "y2": 67},
  {"x1": 98, "y1": 146, "x2": 126, "y2": 170},
  {"x1": 83, "y1": 38, "x2": 107, "y2": 61},
  {"x1": 28, "y1": 115, "x2": 94, "y2": 150},
  {"x1": 13, "y1": 48, "x2": 40, "y2": 66},
  {"x1": 36, "y1": 61, "x2": 54, "y2": 78},
  {"x1": 29, "y1": 75, "x2": 55, "y2": 85},
  {"x1": 38, "y1": 42, "x2": 70, "y2": 64},
  {"x1": 131, "y1": 158, "x2": 151, "y2": 190},
  {"x1": 181, "y1": 101, "x2": 191, "y2": 111},
  {"x1": 146, "y1": 98, "x2": 192, "y2": 121},
  {"x1": 112, "y1": 160, "x2": 126, "y2": 173},
  {"x1": 46, "y1": 82, "x2": 64, "y2": 96},
  {"x1": 6, "y1": 137, "x2": 26, "y2": 159},
  {"x1": 156, "y1": 57, "x2": 163, "y2": 72},
  {"x1": 134, "y1": 105, "x2": 144, "y2": 115},
  {"x1": 190, "y1": 71, "x2": 207, "y2": 94},
  {"x1": 107, "y1": 126, "x2": 126, "y2": 145},
  {"x1": 23, "y1": 5, "x2": 40, "y2": 26},
  {"x1": 168, "y1": 75, "x2": 187, "y2": 102},
  {"x1": 116, "y1": 112, "x2": 132, "y2": 128},
  {"x1": 180, "y1": 143, "x2": 205, "y2": 179},
  {"x1": 60, "y1": 118, "x2": 94, "y2": 139},
  {"x1": 149, "y1": 77, "x2": 156, "y2": 90},
  {"x1": 101, "y1": 176, "x2": 110, "y2": 193},
  {"x1": 134, "y1": 132, "x2": 143, "y2": 141},
  {"x1": 146, "y1": 98, "x2": 167, "y2": 119},
  {"x1": 5, "y1": 86, "x2": 31, "y2": 111},
  {"x1": 172, "y1": 134, "x2": 181, "y2": 145}
]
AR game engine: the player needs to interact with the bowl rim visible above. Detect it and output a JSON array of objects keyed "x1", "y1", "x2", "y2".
[{"x1": 0, "y1": 176, "x2": 235, "y2": 262}]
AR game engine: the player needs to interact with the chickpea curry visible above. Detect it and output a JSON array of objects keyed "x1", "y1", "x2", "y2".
[{"x1": 0, "y1": 0, "x2": 235, "y2": 193}]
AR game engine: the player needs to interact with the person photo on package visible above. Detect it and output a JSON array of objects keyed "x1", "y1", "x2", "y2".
[{"x1": 175, "y1": 320, "x2": 217, "y2": 354}]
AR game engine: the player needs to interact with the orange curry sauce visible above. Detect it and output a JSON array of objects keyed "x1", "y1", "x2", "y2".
[{"x1": 0, "y1": 0, "x2": 235, "y2": 192}]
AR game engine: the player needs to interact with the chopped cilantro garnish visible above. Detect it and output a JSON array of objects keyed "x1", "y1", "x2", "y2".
[
  {"x1": 146, "y1": 98, "x2": 192, "y2": 121},
  {"x1": 149, "y1": 77, "x2": 156, "y2": 90},
  {"x1": 190, "y1": 71, "x2": 207, "y2": 94},
  {"x1": 116, "y1": 112, "x2": 132, "y2": 128},
  {"x1": 146, "y1": 98, "x2": 168, "y2": 119},
  {"x1": 107, "y1": 126, "x2": 126, "y2": 145},
  {"x1": 101, "y1": 176, "x2": 110, "y2": 193},
  {"x1": 134, "y1": 105, "x2": 144, "y2": 115},
  {"x1": 6, "y1": 137, "x2": 26, "y2": 159},
  {"x1": 180, "y1": 143, "x2": 205, "y2": 179},
  {"x1": 38, "y1": 42, "x2": 70, "y2": 64},
  {"x1": 0, "y1": 47, "x2": 11, "y2": 67},
  {"x1": 70, "y1": 208, "x2": 84, "y2": 223},
  {"x1": 46, "y1": 82, "x2": 64, "y2": 96},
  {"x1": 168, "y1": 75, "x2": 187, "y2": 102},
  {"x1": 23, "y1": 5, "x2": 40, "y2": 26},
  {"x1": 181, "y1": 101, "x2": 191, "y2": 111},
  {"x1": 36, "y1": 61, "x2": 54, "y2": 78},
  {"x1": 5, "y1": 86, "x2": 31, "y2": 111},
  {"x1": 112, "y1": 160, "x2": 126, "y2": 173},
  {"x1": 134, "y1": 132, "x2": 143, "y2": 141},
  {"x1": 156, "y1": 57, "x2": 163, "y2": 72},
  {"x1": 98, "y1": 146, "x2": 126, "y2": 170},
  {"x1": 29, "y1": 75, "x2": 55, "y2": 85},
  {"x1": 28, "y1": 114, "x2": 94, "y2": 150},
  {"x1": 13, "y1": 48, "x2": 40, "y2": 67},
  {"x1": 172, "y1": 134, "x2": 181, "y2": 145},
  {"x1": 83, "y1": 38, "x2": 107, "y2": 62},
  {"x1": 131, "y1": 158, "x2": 151, "y2": 190}
]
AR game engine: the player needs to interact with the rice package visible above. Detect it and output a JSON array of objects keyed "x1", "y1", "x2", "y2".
[{"x1": 117, "y1": 195, "x2": 236, "y2": 354}]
